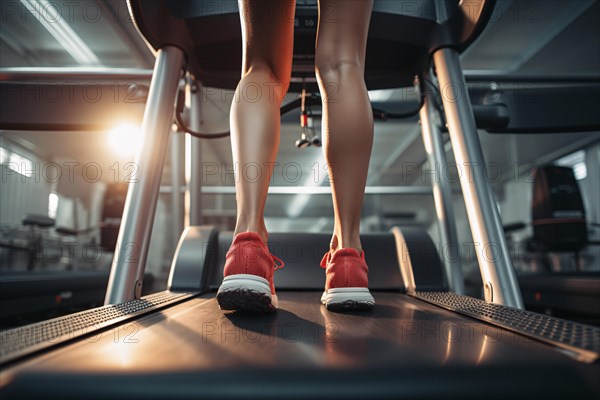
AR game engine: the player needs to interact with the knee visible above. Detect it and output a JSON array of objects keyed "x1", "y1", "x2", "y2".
[
  {"x1": 242, "y1": 62, "x2": 290, "y2": 103},
  {"x1": 315, "y1": 51, "x2": 363, "y2": 82}
]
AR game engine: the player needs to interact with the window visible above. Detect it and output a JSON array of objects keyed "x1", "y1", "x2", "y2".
[
  {"x1": 48, "y1": 192, "x2": 59, "y2": 218},
  {"x1": 555, "y1": 150, "x2": 587, "y2": 180},
  {"x1": 0, "y1": 146, "x2": 9, "y2": 164},
  {"x1": 1, "y1": 147, "x2": 34, "y2": 178}
]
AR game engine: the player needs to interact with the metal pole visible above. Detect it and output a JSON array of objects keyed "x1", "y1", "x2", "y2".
[
  {"x1": 170, "y1": 130, "x2": 185, "y2": 248},
  {"x1": 161, "y1": 185, "x2": 435, "y2": 195},
  {"x1": 104, "y1": 47, "x2": 185, "y2": 304},
  {"x1": 189, "y1": 82, "x2": 203, "y2": 226},
  {"x1": 433, "y1": 48, "x2": 523, "y2": 308},
  {"x1": 419, "y1": 72, "x2": 465, "y2": 295}
]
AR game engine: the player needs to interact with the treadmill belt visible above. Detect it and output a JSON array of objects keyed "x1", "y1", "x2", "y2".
[{"x1": 1, "y1": 292, "x2": 599, "y2": 399}]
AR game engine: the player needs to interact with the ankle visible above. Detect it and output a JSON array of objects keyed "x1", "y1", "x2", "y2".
[
  {"x1": 337, "y1": 245, "x2": 363, "y2": 255},
  {"x1": 233, "y1": 226, "x2": 268, "y2": 244},
  {"x1": 331, "y1": 234, "x2": 362, "y2": 254}
]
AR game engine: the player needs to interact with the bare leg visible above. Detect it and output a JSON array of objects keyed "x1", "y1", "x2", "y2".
[
  {"x1": 231, "y1": 0, "x2": 296, "y2": 243},
  {"x1": 316, "y1": 0, "x2": 374, "y2": 252}
]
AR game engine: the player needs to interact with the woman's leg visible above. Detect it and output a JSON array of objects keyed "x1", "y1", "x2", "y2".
[
  {"x1": 316, "y1": 0, "x2": 374, "y2": 252},
  {"x1": 231, "y1": 0, "x2": 296, "y2": 243}
]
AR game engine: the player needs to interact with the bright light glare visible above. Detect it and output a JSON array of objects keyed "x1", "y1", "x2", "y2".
[
  {"x1": 108, "y1": 124, "x2": 143, "y2": 157},
  {"x1": 286, "y1": 155, "x2": 328, "y2": 218},
  {"x1": 368, "y1": 89, "x2": 395, "y2": 102},
  {"x1": 8, "y1": 152, "x2": 33, "y2": 177},
  {"x1": 0, "y1": 146, "x2": 8, "y2": 164},
  {"x1": 48, "y1": 192, "x2": 59, "y2": 219},
  {"x1": 573, "y1": 162, "x2": 587, "y2": 181},
  {"x1": 555, "y1": 149, "x2": 587, "y2": 181}
]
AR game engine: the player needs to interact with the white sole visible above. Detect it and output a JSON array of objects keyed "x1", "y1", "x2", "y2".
[
  {"x1": 321, "y1": 288, "x2": 375, "y2": 311},
  {"x1": 217, "y1": 274, "x2": 278, "y2": 312}
]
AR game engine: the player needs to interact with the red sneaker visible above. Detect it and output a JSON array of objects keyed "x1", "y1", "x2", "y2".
[
  {"x1": 320, "y1": 248, "x2": 375, "y2": 311},
  {"x1": 217, "y1": 232, "x2": 283, "y2": 312}
]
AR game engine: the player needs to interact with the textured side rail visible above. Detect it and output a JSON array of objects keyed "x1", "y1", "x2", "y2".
[
  {"x1": 0, "y1": 291, "x2": 196, "y2": 365},
  {"x1": 414, "y1": 291, "x2": 600, "y2": 363}
]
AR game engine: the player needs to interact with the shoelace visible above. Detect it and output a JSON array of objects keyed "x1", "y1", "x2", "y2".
[{"x1": 272, "y1": 254, "x2": 284, "y2": 271}]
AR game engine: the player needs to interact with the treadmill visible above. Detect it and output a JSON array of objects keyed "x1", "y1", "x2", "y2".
[{"x1": 1, "y1": 1, "x2": 599, "y2": 399}]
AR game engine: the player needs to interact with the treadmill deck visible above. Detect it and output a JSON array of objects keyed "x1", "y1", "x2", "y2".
[{"x1": 2, "y1": 292, "x2": 599, "y2": 399}]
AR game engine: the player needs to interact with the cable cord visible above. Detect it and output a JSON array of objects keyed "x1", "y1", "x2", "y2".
[
  {"x1": 421, "y1": 76, "x2": 446, "y2": 119},
  {"x1": 174, "y1": 88, "x2": 230, "y2": 139},
  {"x1": 174, "y1": 80, "x2": 430, "y2": 138}
]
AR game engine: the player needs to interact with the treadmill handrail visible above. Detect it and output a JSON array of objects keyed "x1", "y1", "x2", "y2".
[
  {"x1": 104, "y1": 47, "x2": 185, "y2": 304},
  {"x1": 432, "y1": 47, "x2": 523, "y2": 308}
]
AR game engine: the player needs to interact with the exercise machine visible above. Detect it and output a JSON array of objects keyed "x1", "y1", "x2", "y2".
[
  {"x1": 1, "y1": 1, "x2": 599, "y2": 399},
  {"x1": 507, "y1": 166, "x2": 600, "y2": 324}
]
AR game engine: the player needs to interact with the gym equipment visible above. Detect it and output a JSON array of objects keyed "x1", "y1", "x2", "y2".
[
  {"x1": 113, "y1": 0, "x2": 520, "y2": 307},
  {"x1": 0, "y1": 270, "x2": 109, "y2": 329},
  {"x1": 518, "y1": 271, "x2": 600, "y2": 326},
  {"x1": 21, "y1": 214, "x2": 55, "y2": 270},
  {"x1": 532, "y1": 166, "x2": 588, "y2": 256},
  {"x1": 0, "y1": 270, "x2": 157, "y2": 330},
  {"x1": 510, "y1": 166, "x2": 599, "y2": 324},
  {"x1": 1, "y1": 1, "x2": 599, "y2": 399},
  {"x1": 468, "y1": 165, "x2": 600, "y2": 325},
  {"x1": 2, "y1": 228, "x2": 600, "y2": 399},
  {"x1": 0, "y1": 184, "x2": 133, "y2": 328},
  {"x1": 99, "y1": 183, "x2": 129, "y2": 252},
  {"x1": 295, "y1": 90, "x2": 321, "y2": 148}
]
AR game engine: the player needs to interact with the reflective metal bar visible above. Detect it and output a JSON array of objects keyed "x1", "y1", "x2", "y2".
[
  {"x1": 170, "y1": 130, "x2": 185, "y2": 248},
  {"x1": 160, "y1": 185, "x2": 434, "y2": 195},
  {"x1": 3, "y1": 68, "x2": 597, "y2": 84},
  {"x1": 433, "y1": 47, "x2": 523, "y2": 308},
  {"x1": 189, "y1": 81, "x2": 203, "y2": 225},
  {"x1": 419, "y1": 72, "x2": 464, "y2": 294},
  {"x1": 0, "y1": 67, "x2": 153, "y2": 82},
  {"x1": 105, "y1": 47, "x2": 184, "y2": 305}
]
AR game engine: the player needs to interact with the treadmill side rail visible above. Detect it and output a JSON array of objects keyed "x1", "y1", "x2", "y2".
[
  {"x1": 392, "y1": 227, "x2": 448, "y2": 294},
  {"x1": 0, "y1": 291, "x2": 197, "y2": 367},
  {"x1": 414, "y1": 291, "x2": 600, "y2": 363},
  {"x1": 168, "y1": 226, "x2": 218, "y2": 292}
]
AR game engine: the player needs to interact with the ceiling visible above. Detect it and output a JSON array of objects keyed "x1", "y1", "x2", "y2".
[
  {"x1": 1, "y1": 0, "x2": 598, "y2": 75},
  {"x1": 1, "y1": 0, "x2": 599, "y2": 233}
]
